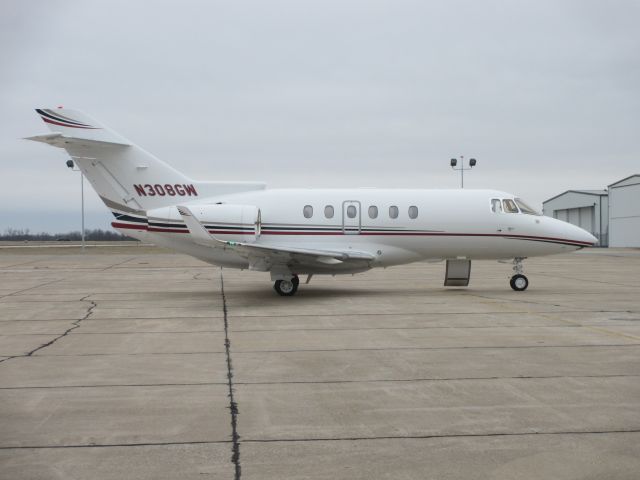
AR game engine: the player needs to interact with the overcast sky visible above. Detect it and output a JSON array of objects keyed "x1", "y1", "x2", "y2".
[{"x1": 1, "y1": 0, "x2": 638, "y2": 232}]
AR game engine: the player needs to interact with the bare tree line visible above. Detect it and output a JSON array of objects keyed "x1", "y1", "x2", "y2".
[{"x1": 2, "y1": 228, "x2": 136, "y2": 241}]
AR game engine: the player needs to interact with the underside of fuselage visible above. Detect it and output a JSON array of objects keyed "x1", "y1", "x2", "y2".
[{"x1": 124, "y1": 225, "x2": 585, "y2": 271}]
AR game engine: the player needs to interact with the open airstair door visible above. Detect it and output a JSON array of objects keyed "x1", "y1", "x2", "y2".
[{"x1": 444, "y1": 259, "x2": 471, "y2": 286}]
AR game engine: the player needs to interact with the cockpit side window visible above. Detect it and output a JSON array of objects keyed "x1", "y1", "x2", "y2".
[
  {"x1": 515, "y1": 198, "x2": 541, "y2": 215},
  {"x1": 491, "y1": 199, "x2": 502, "y2": 213},
  {"x1": 502, "y1": 199, "x2": 519, "y2": 213}
]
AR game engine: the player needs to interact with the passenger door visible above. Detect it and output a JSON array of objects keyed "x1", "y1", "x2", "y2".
[{"x1": 342, "y1": 200, "x2": 361, "y2": 235}]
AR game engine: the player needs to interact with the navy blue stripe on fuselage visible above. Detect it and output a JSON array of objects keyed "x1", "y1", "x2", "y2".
[
  {"x1": 112, "y1": 213, "x2": 147, "y2": 223},
  {"x1": 148, "y1": 221, "x2": 188, "y2": 229}
]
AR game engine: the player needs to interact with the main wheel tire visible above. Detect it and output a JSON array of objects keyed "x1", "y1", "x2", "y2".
[
  {"x1": 292, "y1": 275, "x2": 300, "y2": 287},
  {"x1": 510, "y1": 274, "x2": 529, "y2": 291},
  {"x1": 274, "y1": 279, "x2": 298, "y2": 296}
]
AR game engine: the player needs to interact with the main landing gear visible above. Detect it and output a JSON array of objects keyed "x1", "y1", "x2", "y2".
[
  {"x1": 510, "y1": 257, "x2": 529, "y2": 291},
  {"x1": 274, "y1": 275, "x2": 300, "y2": 296}
]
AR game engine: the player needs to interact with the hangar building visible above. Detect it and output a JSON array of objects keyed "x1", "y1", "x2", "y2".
[
  {"x1": 543, "y1": 190, "x2": 609, "y2": 246},
  {"x1": 608, "y1": 174, "x2": 640, "y2": 247},
  {"x1": 543, "y1": 174, "x2": 640, "y2": 248}
]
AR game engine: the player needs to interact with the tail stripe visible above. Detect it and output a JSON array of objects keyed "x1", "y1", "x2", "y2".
[
  {"x1": 42, "y1": 109, "x2": 91, "y2": 125},
  {"x1": 35, "y1": 109, "x2": 98, "y2": 129},
  {"x1": 41, "y1": 117, "x2": 98, "y2": 129},
  {"x1": 36, "y1": 109, "x2": 91, "y2": 126}
]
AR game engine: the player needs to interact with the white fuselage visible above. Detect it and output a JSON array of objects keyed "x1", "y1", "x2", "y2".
[
  {"x1": 114, "y1": 188, "x2": 597, "y2": 274},
  {"x1": 29, "y1": 107, "x2": 598, "y2": 292}
]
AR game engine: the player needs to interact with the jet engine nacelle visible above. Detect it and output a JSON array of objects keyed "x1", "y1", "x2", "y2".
[
  {"x1": 147, "y1": 204, "x2": 261, "y2": 241},
  {"x1": 187, "y1": 204, "x2": 261, "y2": 239}
]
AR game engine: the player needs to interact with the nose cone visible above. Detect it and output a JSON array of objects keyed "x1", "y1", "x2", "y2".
[
  {"x1": 585, "y1": 231, "x2": 598, "y2": 246},
  {"x1": 567, "y1": 223, "x2": 598, "y2": 247},
  {"x1": 544, "y1": 217, "x2": 598, "y2": 249}
]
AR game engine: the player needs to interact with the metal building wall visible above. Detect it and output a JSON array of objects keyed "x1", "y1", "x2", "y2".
[{"x1": 609, "y1": 175, "x2": 640, "y2": 247}]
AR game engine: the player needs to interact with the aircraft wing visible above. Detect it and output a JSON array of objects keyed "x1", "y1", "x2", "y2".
[
  {"x1": 177, "y1": 205, "x2": 375, "y2": 268},
  {"x1": 219, "y1": 240, "x2": 375, "y2": 265}
]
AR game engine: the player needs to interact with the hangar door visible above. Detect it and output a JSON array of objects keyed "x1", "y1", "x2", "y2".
[{"x1": 554, "y1": 206, "x2": 594, "y2": 234}]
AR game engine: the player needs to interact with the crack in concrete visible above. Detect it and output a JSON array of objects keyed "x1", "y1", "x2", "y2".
[
  {"x1": 0, "y1": 257, "x2": 56, "y2": 269},
  {"x1": 220, "y1": 269, "x2": 241, "y2": 480},
  {"x1": 0, "y1": 296, "x2": 97, "y2": 364},
  {"x1": 0, "y1": 278, "x2": 67, "y2": 300},
  {"x1": 2, "y1": 373, "x2": 639, "y2": 390},
  {"x1": 238, "y1": 428, "x2": 640, "y2": 443},
  {"x1": 100, "y1": 257, "x2": 139, "y2": 271},
  {"x1": 18, "y1": 342, "x2": 640, "y2": 359},
  {"x1": 193, "y1": 272, "x2": 213, "y2": 281},
  {"x1": 3, "y1": 429, "x2": 639, "y2": 450},
  {"x1": 465, "y1": 292, "x2": 566, "y2": 308},
  {"x1": 0, "y1": 440, "x2": 231, "y2": 450}
]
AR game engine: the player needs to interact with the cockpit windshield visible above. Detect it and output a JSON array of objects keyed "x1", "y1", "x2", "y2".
[
  {"x1": 492, "y1": 197, "x2": 542, "y2": 215},
  {"x1": 502, "y1": 199, "x2": 519, "y2": 213},
  {"x1": 514, "y1": 198, "x2": 541, "y2": 215}
]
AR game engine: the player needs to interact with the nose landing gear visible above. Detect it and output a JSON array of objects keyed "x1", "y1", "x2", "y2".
[{"x1": 510, "y1": 257, "x2": 529, "y2": 291}]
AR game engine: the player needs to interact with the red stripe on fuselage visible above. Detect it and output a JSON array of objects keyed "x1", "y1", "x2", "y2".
[
  {"x1": 112, "y1": 222, "x2": 147, "y2": 230},
  {"x1": 148, "y1": 227, "x2": 189, "y2": 233},
  {"x1": 207, "y1": 230, "x2": 255, "y2": 235},
  {"x1": 111, "y1": 222, "x2": 591, "y2": 246}
]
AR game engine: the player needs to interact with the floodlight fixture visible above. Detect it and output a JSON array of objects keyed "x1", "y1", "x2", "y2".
[{"x1": 449, "y1": 156, "x2": 478, "y2": 188}]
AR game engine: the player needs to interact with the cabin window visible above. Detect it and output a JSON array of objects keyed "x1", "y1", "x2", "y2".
[
  {"x1": 303, "y1": 205, "x2": 313, "y2": 218},
  {"x1": 502, "y1": 199, "x2": 519, "y2": 213},
  {"x1": 324, "y1": 205, "x2": 334, "y2": 218},
  {"x1": 368, "y1": 206, "x2": 378, "y2": 219},
  {"x1": 389, "y1": 205, "x2": 399, "y2": 219},
  {"x1": 515, "y1": 198, "x2": 540, "y2": 215},
  {"x1": 491, "y1": 198, "x2": 502, "y2": 213},
  {"x1": 346, "y1": 205, "x2": 357, "y2": 218},
  {"x1": 408, "y1": 206, "x2": 418, "y2": 219}
]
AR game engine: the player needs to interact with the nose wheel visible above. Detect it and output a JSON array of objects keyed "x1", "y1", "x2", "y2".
[
  {"x1": 274, "y1": 275, "x2": 300, "y2": 296},
  {"x1": 509, "y1": 257, "x2": 529, "y2": 291},
  {"x1": 510, "y1": 274, "x2": 529, "y2": 291}
]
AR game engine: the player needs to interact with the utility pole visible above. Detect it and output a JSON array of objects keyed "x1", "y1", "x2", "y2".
[
  {"x1": 67, "y1": 160, "x2": 85, "y2": 251},
  {"x1": 80, "y1": 171, "x2": 85, "y2": 251}
]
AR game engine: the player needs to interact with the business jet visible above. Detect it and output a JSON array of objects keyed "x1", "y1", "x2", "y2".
[{"x1": 26, "y1": 108, "x2": 597, "y2": 296}]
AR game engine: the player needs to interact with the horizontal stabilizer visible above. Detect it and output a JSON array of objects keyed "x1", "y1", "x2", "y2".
[
  {"x1": 33, "y1": 108, "x2": 132, "y2": 145},
  {"x1": 24, "y1": 133, "x2": 130, "y2": 148}
]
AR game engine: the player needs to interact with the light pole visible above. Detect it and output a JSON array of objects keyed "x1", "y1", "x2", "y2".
[
  {"x1": 66, "y1": 160, "x2": 85, "y2": 251},
  {"x1": 450, "y1": 156, "x2": 477, "y2": 188}
]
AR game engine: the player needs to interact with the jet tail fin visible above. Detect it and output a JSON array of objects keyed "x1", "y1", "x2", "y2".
[{"x1": 28, "y1": 108, "x2": 267, "y2": 215}]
